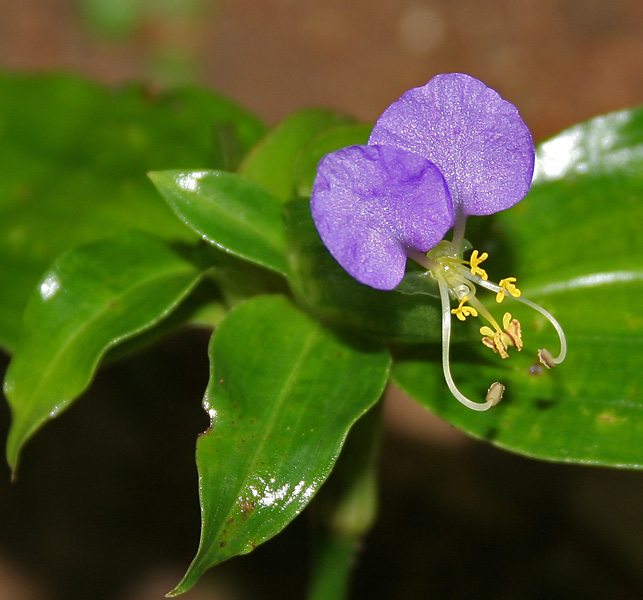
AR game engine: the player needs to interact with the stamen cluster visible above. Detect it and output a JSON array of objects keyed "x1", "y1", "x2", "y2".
[
  {"x1": 310, "y1": 73, "x2": 566, "y2": 411},
  {"x1": 413, "y1": 242, "x2": 567, "y2": 410}
]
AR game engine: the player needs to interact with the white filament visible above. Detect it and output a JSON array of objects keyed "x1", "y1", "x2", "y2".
[
  {"x1": 474, "y1": 278, "x2": 567, "y2": 365},
  {"x1": 438, "y1": 280, "x2": 501, "y2": 411}
]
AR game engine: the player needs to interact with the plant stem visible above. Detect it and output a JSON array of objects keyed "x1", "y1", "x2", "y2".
[
  {"x1": 306, "y1": 401, "x2": 382, "y2": 600},
  {"x1": 307, "y1": 532, "x2": 360, "y2": 600}
]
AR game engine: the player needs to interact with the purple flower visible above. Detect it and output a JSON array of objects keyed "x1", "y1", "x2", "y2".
[
  {"x1": 311, "y1": 73, "x2": 566, "y2": 411},
  {"x1": 311, "y1": 73, "x2": 534, "y2": 291}
]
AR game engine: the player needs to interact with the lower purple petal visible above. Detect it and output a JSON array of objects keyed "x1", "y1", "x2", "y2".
[{"x1": 311, "y1": 144, "x2": 454, "y2": 290}]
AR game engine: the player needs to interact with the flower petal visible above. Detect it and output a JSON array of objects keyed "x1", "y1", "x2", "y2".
[
  {"x1": 311, "y1": 144, "x2": 454, "y2": 290},
  {"x1": 368, "y1": 73, "x2": 534, "y2": 216}
]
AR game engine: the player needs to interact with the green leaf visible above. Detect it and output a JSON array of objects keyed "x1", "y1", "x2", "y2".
[
  {"x1": 284, "y1": 198, "x2": 446, "y2": 343},
  {"x1": 149, "y1": 170, "x2": 292, "y2": 278},
  {"x1": 238, "y1": 109, "x2": 354, "y2": 200},
  {"x1": 294, "y1": 123, "x2": 373, "y2": 197},
  {"x1": 393, "y1": 107, "x2": 643, "y2": 468},
  {"x1": 4, "y1": 231, "x2": 204, "y2": 471},
  {"x1": 0, "y1": 72, "x2": 265, "y2": 352},
  {"x1": 170, "y1": 295, "x2": 390, "y2": 596}
]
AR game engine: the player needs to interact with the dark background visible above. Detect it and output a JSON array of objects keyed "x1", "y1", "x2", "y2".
[{"x1": 1, "y1": 1, "x2": 642, "y2": 599}]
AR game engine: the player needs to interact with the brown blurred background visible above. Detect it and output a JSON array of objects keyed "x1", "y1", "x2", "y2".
[
  {"x1": 0, "y1": 2, "x2": 642, "y2": 600},
  {"x1": 1, "y1": 0, "x2": 642, "y2": 140}
]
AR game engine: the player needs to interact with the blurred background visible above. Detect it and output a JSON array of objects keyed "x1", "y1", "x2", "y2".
[
  {"x1": 1, "y1": 1, "x2": 642, "y2": 599},
  {"x1": 2, "y1": 0, "x2": 643, "y2": 138}
]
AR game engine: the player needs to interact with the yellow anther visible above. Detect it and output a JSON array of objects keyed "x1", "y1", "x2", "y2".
[
  {"x1": 502, "y1": 313, "x2": 523, "y2": 351},
  {"x1": 469, "y1": 250, "x2": 489, "y2": 280},
  {"x1": 479, "y1": 313, "x2": 523, "y2": 358},
  {"x1": 451, "y1": 296, "x2": 478, "y2": 321},
  {"x1": 479, "y1": 325, "x2": 495, "y2": 338},
  {"x1": 480, "y1": 329, "x2": 510, "y2": 358},
  {"x1": 496, "y1": 277, "x2": 521, "y2": 303}
]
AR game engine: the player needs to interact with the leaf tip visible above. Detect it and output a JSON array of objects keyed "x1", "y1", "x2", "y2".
[
  {"x1": 147, "y1": 170, "x2": 166, "y2": 186},
  {"x1": 164, "y1": 553, "x2": 214, "y2": 598},
  {"x1": 6, "y1": 451, "x2": 18, "y2": 479},
  {"x1": 147, "y1": 169, "x2": 183, "y2": 191},
  {"x1": 5, "y1": 414, "x2": 28, "y2": 479},
  {"x1": 165, "y1": 570, "x2": 197, "y2": 598}
]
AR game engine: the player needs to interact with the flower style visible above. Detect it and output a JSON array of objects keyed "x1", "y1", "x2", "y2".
[{"x1": 311, "y1": 73, "x2": 567, "y2": 411}]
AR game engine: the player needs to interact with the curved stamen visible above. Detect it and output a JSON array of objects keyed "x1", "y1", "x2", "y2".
[
  {"x1": 464, "y1": 293, "x2": 502, "y2": 332},
  {"x1": 473, "y1": 277, "x2": 567, "y2": 366},
  {"x1": 438, "y1": 280, "x2": 503, "y2": 411},
  {"x1": 514, "y1": 295, "x2": 567, "y2": 367}
]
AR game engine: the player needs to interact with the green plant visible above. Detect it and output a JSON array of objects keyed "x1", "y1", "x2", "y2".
[{"x1": 1, "y1": 71, "x2": 641, "y2": 598}]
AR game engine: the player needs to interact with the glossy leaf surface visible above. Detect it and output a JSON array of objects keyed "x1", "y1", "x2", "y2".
[
  {"x1": 150, "y1": 170, "x2": 292, "y2": 278},
  {"x1": 5, "y1": 231, "x2": 204, "y2": 470},
  {"x1": 393, "y1": 107, "x2": 643, "y2": 467},
  {"x1": 0, "y1": 72, "x2": 265, "y2": 351},
  {"x1": 238, "y1": 108, "x2": 354, "y2": 200},
  {"x1": 170, "y1": 295, "x2": 390, "y2": 595}
]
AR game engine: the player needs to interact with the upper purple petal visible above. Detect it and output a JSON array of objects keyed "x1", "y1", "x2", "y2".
[
  {"x1": 368, "y1": 73, "x2": 535, "y2": 217},
  {"x1": 311, "y1": 144, "x2": 454, "y2": 290}
]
